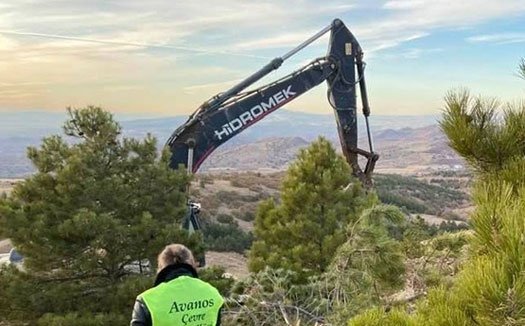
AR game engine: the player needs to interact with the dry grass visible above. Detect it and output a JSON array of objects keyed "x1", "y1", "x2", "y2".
[
  {"x1": 192, "y1": 172, "x2": 282, "y2": 231},
  {"x1": 0, "y1": 239, "x2": 12, "y2": 254},
  {"x1": 412, "y1": 214, "x2": 466, "y2": 226},
  {"x1": 0, "y1": 179, "x2": 20, "y2": 195}
]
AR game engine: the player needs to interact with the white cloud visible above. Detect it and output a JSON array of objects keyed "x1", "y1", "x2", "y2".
[
  {"x1": 467, "y1": 33, "x2": 525, "y2": 44},
  {"x1": 400, "y1": 47, "x2": 443, "y2": 59},
  {"x1": 231, "y1": 0, "x2": 525, "y2": 57},
  {"x1": 379, "y1": 0, "x2": 525, "y2": 30},
  {"x1": 3, "y1": 0, "x2": 523, "y2": 60},
  {"x1": 367, "y1": 32, "x2": 429, "y2": 53},
  {"x1": 0, "y1": 81, "x2": 49, "y2": 87},
  {"x1": 358, "y1": 0, "x2": 525, "y2": 59},
  {"x1": 102, "y1": 85, "x2": 144, "y2": 92},
  {"x1": 234, "y1": 31, "x2": 331, "y2": 51},
  {"x1": 0, "y1": 35, "x2": 18, "y2": 49},
  {"x1": 0, "y1": 30, "x2": 269, "y2": 59},
  {"x1": 182, "y1": 78, "x2": 243, "y2": 95},
  {"x1": 383, "y1": 0, "x2": 426, "y2": 10},
  {"x1": 0, "y1": 0, "x2": 356, "y2": 63}
]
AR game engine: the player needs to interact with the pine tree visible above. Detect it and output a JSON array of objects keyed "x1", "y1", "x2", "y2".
[
  {"x1": 325, "y1": 204, "x2": 406, "y2": 324},
  {"x1": 0, "y1": 106, "x2": 201, "y2": 324},
  {"x1": 348, "y1": 59, "x2": 525, "y2": 325},
  {"x1": 248, "y1": 137, "x2": 376, "y2": 279},
  {"x1": 440, "y1": 89, "x2": 525, "y2": 176}
]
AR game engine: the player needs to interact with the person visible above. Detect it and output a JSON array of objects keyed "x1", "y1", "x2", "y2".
[{"x1": 131, "y1": 244, "x2": 223, "y2": 326}]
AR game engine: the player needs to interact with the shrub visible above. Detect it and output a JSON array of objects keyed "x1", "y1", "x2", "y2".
[{"x1": 203, "y1": 222, "x2": 253, "y2": 253}]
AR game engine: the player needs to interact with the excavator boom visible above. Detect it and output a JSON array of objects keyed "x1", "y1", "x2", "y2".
[{"x1": 167, "y1": 19, "x2": 378, "y2": 187}]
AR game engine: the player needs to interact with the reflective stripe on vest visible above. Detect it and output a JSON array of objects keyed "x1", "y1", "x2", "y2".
[{"x1": 140, "y1": 276, "x2": 224, "y2": 326}]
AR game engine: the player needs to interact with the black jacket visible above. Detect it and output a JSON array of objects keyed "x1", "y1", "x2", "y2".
[{"x1": 130, "y1": 263, "x2": 222, "y2": 326}]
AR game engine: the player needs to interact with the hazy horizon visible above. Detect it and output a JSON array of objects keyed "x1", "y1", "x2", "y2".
[{"x1": 0, "y1": 107, "x2": 442, "y2": 118}]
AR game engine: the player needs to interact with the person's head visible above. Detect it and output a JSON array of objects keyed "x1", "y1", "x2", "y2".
[{"x1": 157, "y1": 244, "x2": 196, "y2": 272}]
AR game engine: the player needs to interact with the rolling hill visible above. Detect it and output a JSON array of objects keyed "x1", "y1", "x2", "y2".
[{"x1": 0, "y1": 110, "x2": 454, "y2": 177}]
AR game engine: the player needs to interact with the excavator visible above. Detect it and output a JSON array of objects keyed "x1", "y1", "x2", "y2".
[{"x1": 166, "y1": 19, "x2": 379, "y2": 262}]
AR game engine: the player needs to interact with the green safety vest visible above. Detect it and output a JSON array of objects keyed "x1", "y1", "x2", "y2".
[{"x1": 140, "y1": 276, "x2": 224, "y2": 326}]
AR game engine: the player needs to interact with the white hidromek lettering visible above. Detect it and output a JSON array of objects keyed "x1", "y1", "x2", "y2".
[{"x1": 214, "y1": 85, "x2": 296, "y2": 140}]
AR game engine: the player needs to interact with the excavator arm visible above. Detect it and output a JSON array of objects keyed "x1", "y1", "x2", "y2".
[{"x1": 167, "y1": 18, "x2": 378, "y2": 187}]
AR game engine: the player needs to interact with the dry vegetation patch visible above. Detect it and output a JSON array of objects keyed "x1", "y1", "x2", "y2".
[
  {"x1": 0, "y1": 239, "x2": 12, "y2": 254},
  {"x1": 205, "y1": 251, "x2": 248, "y2": 279}
]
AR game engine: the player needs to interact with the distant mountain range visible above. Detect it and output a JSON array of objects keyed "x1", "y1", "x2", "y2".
[
  {"x1": 201, "y1": 123, "x2": 462, "y2": 174},
  {"x1": 0, "y1": 110, "x2": 452, "y2": 177}
]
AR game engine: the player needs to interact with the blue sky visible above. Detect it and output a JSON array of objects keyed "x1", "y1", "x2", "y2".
[{"x1": 0, "y1": 0, "x2": 524, "y2": 116}]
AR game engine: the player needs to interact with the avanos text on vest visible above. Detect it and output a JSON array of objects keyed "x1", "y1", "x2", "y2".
[
  {"x1": 214, "y1": 86, "x2": 297, "y2": 140},
  {"x1": 169, "y1": 298, "x2": 216, "y2": 326}
]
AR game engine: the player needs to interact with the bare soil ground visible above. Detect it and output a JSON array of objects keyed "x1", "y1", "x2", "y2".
[
  {"x1": 205, "y1": 251, "x2": 249, "y2": 279},
  {"x1": 0, "y1": 179, "x2": 21, "y2": 194}
]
